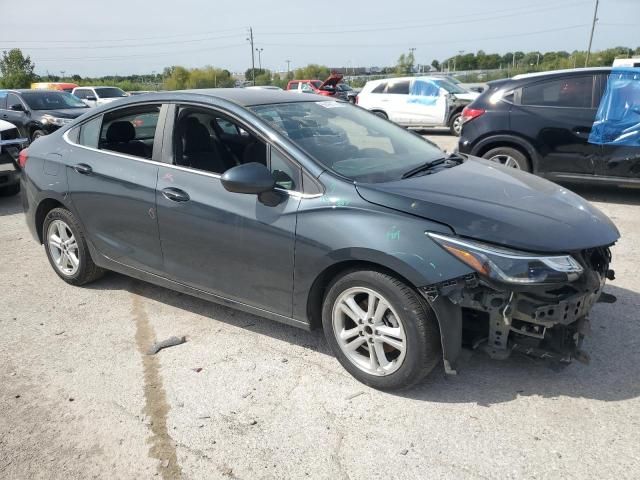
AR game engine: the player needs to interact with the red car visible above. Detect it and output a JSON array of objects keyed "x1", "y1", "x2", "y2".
[{"x1": 286, "y1": 74, "x2": 344, "y2": 97}]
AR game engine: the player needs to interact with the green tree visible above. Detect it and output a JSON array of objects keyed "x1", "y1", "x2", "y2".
[
  {"x1": 0, "y1": 48, "x2": 36, "y2": 88},
  {"x1": 430, "y1": 59, "x2": 440, "y2": 71},
  {"x1": 294, "y1": 64, "x2": 330, "y2": 80},
  {"x1": 395, "y1": 51, "x2": 415, "y2": 75}
]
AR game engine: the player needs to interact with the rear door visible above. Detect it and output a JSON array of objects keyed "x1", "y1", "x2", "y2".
[
  {"x1": 510, "y1": 74, "x2": 598, "y2": 175},
  {"x1": 593, "y1": 72, "x2": 640, "y2": 180},
  {"x1": 382, "y1": 79, "x2": 411, "y2": 124},
  {"x1": 65, "y1": 103, "x2": 166, "y2": 273}
]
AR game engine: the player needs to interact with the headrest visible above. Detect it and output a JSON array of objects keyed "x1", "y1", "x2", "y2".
[{"x1": 106, "y1": 121, "x2": 136, "y2": 143}]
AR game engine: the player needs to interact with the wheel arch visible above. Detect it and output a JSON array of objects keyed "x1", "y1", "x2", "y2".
[
  {"x1": 34, "y1": 198, "x2": 65, "y2": 243},
  {"x1": 471, "y1": 134, "x2": 539, "y2": 172},
  {"x1": 306, "y1": 260, "x2": 418, "y2": 331}
]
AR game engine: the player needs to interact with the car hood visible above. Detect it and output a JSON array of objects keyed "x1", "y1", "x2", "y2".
[
  {"x1": 35, "y1": 108, "x2": 89, "y2": 119},
  {"x1": 355, "y1": 158, "x2": 620, "y2": 253},
  {"x1": 320, "y1": 74, "x2": 344, "y2": 89},
  {"x1": 452, "y1": 92, "x2": 480, "y2": 101}
]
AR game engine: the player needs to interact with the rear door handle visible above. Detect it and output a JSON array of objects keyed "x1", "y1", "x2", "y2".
[
  {"x1": 162, "y1": 187, "x2": 190, "y2": 203},
  {"x1": 73, "y1": 163, "x2": 93, "y2": 175}
]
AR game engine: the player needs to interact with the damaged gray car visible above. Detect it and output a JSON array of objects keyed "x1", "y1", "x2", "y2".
[{"x1": 19, "y1": 90, "x2": 620, "y2": 390}]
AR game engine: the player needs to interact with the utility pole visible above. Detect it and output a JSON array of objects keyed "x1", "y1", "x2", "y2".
[
  {"x1": 286, "y1": 59, "x2": 291, "y2": 78},
  {"x1": 585, "y1": 0, "x2": 599, "y2": 67},
  {"x1": 256, "y1": 48, "x2": 264, "y2": 71},
  {"x1": 247, "y1": 27, "x2": 256, "y2": 85}
]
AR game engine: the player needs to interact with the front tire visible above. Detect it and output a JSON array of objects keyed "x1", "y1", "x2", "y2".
[
  {"x1": 322, "y1": 270, "x2": 441, "y2": 390},
  {"x1": 31, "y1": 129, "x2": 46, "y2": 142},
  {"x1": 372, "y1": 110, "x2": 388, "y2": 120},
  {"x1": 43, "y1": 208, "x2": 104, "y2": 285}
]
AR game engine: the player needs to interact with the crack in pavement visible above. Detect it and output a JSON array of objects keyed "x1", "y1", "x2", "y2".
[{"x1": 131, "y1": 287, "x2": 182, "y2": 479}]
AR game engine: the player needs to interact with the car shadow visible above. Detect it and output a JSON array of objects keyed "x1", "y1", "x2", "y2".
[
  {"x1": 565, "y1": 183, "x2": 640, "y2": 206},
  {"x1": 0, "y1": 192, "x2": 22, "y2": 217},
  {"x1": 88, "y1": 273, "x2": 640, "y2": 405}
]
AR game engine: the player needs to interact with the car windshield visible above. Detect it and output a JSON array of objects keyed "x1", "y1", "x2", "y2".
[
  {"x1": 95, "y1": 87, "x2": 127, "y2": 98},
  {"x1": 251, "y1": 101, "x2": 444, "y2": 183},
  {"x1": 21, "y1": 91, "x2": 88, "y2": 110},
  {"x1": 435, "y1": 79, "x2": 467, "y2": 94}
]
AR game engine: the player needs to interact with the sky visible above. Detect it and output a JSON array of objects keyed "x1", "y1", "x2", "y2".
[{"x1": 1, "y1": 0, "x2": 638, "y2": 77}]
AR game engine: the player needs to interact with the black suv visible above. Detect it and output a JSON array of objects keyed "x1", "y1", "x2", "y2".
[
  {"x1": 458, "y1": 67, "x2": 640, "y2": 186},
  {"x1": 0, "y1": 90, "x2": 89, "y2": 143}
]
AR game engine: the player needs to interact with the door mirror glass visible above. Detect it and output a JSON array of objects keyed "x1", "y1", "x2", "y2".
[
  {"x1": 221, "y1": 162, "x2": 275, "y2": 194},
  {"x1": 9, "y1": 103, "x2": 24, "y2": 112}
]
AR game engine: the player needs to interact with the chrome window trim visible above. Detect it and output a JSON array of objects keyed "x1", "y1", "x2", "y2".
[{"x1": 62, "y1": 129, "x2": 322, "y2": 199}]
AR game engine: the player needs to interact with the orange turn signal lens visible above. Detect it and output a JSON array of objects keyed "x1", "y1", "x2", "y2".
[{"x1": 442, "y1": 244, "x2": 491, "y2": 276}]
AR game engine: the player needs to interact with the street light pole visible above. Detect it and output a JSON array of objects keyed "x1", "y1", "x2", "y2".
[
  {"x1": 585, "y1": 0, "x2": 599, "y2": 67},
  {"x1": 256, "y1": 48, "x2": 264, "y2": 71}
]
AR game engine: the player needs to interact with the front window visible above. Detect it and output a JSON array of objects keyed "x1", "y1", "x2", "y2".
[
  {"x1": 94, "y1": 87, "x2": 127, "y2": 99},
  {"x1": 251, "y1": 101, "x2": 445, "y2": 183},
  {"x1": 21, "y1": 91, "x2": 88, "y2": 110},
  {"x1": 434, "y1": 79, "x2": 467, "y2": 94}
]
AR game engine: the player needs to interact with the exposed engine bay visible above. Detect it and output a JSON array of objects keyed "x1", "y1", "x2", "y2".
[{"x1": 421, "y1": 246, "x2": 615, "y2": 374}]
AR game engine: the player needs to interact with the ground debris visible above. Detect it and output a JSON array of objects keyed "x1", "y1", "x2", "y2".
[
  {"x1": 400, "y1": 449, "x2": 409, "y2": 455},
  {"x1": 147, "y1": 336, "x2": 187, "y2": 355}
]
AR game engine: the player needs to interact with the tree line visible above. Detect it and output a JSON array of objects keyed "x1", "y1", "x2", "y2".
[{"x1": 1, "y1": 46, "x2": 639, "y2": 91}]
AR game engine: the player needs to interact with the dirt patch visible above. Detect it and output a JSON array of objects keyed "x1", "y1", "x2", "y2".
[{"x1": 131, "y1": 286, "x2": 182, "y2": 479}]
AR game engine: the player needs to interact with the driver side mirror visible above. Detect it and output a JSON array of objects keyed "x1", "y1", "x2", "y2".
[
  {"x1": 221, "y1": 162, "x2": 275, "y2": 194},
  {"x1": 9, "y1": 103, "x2": 25, "y2": 112},
  {"x1": 86, "y1": 96, "x2": 97, "y2": 101}
]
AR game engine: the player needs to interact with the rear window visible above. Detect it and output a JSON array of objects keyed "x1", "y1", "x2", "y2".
[
  {"x1": 386, "y1": 80, "x2": 410, "y2": 95},
  {"x1": 521, "y1": 76, "x2": 594, "y2": 108},
  {"x1": 371, "y1": 83, "x2": 386, "y2": 94},
  {"x1": 94, "y1": 87, "x2": 127, "y2": 99},
  {"x1": 288, "y1": 82, "x2": 299, "y2": 90}
]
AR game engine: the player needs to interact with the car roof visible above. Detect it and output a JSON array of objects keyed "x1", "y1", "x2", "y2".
[
  {"x1": 177, "y1": 88, "x2": 325, "y2": 106},
  {"x1": 511, "y1": 67, "x2": 612, "y2": 80}
]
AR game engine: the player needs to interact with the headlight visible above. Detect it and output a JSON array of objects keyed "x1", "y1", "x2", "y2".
[
  {"x1": 428, "y1": 233, "x2": 583, "y2": 285},
  {"x1": 41, "y1": 115, "x2": 71, "y2": 127}
]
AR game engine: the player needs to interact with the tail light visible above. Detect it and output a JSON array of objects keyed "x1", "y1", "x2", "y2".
[
  {"x1": 18, "y1": 148, "x2": 29, "y2": 169},
  {"x1": 461, "y1": 107, "x2": 485, "y2": 124},
  {"x1": 355, "y1": 95, "x2": 359, "y2": 105}
]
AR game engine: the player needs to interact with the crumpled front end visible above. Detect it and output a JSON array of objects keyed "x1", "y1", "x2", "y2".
[{"x1": 420, "y1": 246, "x2": 615, "y2": 374}]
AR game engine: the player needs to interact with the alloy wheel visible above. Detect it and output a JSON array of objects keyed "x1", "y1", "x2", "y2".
[
  {"x1": 47, "y1": 219, "x2": 80, "y2": 276},
  {"x1": 452, "y1": 116, "x2": 463, "y2": 136},
  {"x1": 489, "y1": 154, "x2": 521, "y2": 169},
  {"x1": 332, "y1": 287, "x2": 407, "y2": 376}
]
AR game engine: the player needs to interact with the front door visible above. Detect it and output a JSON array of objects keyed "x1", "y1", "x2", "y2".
[
  {"x1": 405, "y1": 79, "x2": 447, "y2": 126},
  {"x1": 1, "y1": 93, "x2": 30, "y2": 139},
  {"x1": 65, "y1": 103, "x2": 165, "y2": 273},
  {"x1": 155, "y1": 104, "x2": 301, "y2": 317},
  {"x1": 592, "y1": 72, "x2": 640, "y2": 180},
  {"x1": 510, "y1": 74, "x2": 599, "y2": 175}
]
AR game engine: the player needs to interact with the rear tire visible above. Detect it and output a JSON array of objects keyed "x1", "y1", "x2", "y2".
[
  {"x1": 449, "y1": 112, "x2": 463, "y2": 136},
  {"x1": 322, "y1": 270, "x2": 441, "y2": 391},
  {"x1": 43, "y1": 207, "x2": 104, "y2": 285},
  {"x1": 482, "y1": 146, "x2": 531, "y2": 172}
]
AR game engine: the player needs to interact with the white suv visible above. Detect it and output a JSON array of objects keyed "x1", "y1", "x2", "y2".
[
  {"x1": 72, "y1": 86, "x2": 128, "y2": 108},
  {"x1": 356, "y1": 76, "x2": 479, "y2": 135}
]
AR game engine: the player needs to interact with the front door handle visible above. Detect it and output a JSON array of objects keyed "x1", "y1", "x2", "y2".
[
  {"x1": 162, "y1": 187, "x2": 190, "y2": 202},
  {"x1": 73, "y1": 163, "x2": 93, "y2": 175}
]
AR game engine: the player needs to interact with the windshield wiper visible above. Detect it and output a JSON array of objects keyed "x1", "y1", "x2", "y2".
[
  {"x1": 401, "y1": 158, "x2": 446, "y2": 179},
  {"x1": 401, "y1": 153, "x2": 466, "y2": 179}
]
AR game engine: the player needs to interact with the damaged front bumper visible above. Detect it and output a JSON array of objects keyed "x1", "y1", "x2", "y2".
[{"x1": 420, "y1": 246, "x2": 615, "y2": 374}]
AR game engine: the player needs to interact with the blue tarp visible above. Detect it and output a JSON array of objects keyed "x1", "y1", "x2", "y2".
[
  {"x1": 407, "y1": 79, "x2": 439, "y2": 105},
  {"x1": 589, "y1": 67, "x2": 640, "y2": 146}
]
